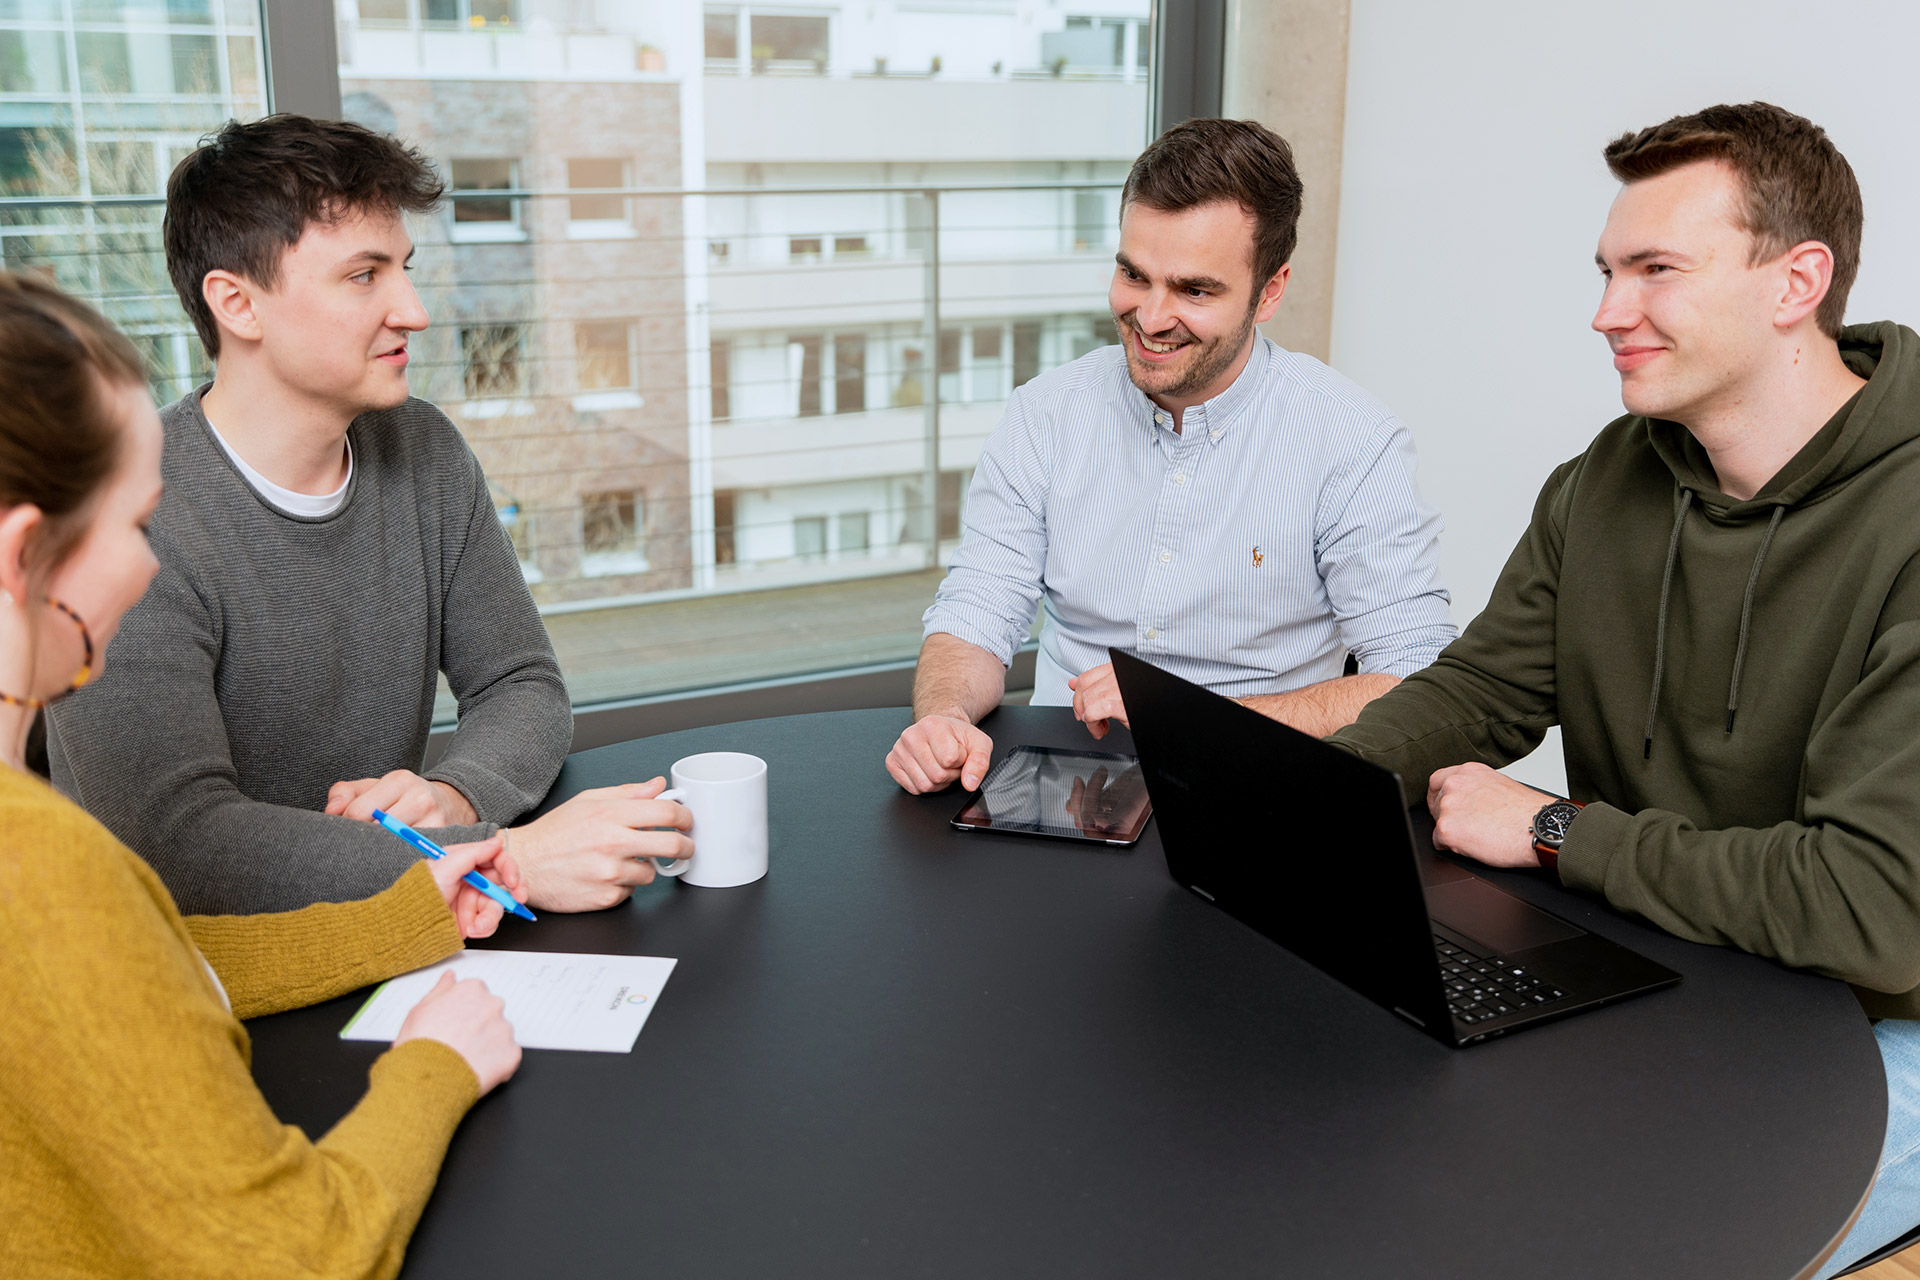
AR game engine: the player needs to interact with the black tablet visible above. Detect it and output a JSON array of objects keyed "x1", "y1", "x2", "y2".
[{"x1": 950, "y1": 745, "x2": 1153, "y2": 846}]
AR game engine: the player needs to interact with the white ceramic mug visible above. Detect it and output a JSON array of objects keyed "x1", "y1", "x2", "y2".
[{"x1": 651, "y1": 751, "x2": 769, "y2": 887}]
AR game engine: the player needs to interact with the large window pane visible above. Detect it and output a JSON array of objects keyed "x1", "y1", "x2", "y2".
[
  {"x1": 0, "y1": 5, "x2": 265, "y2": 407},
  {"x1": 319, "y1": 0, "x2": 1149, "y2": 711}
]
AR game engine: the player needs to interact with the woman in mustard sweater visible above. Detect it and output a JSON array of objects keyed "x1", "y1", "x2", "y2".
[{"x1": 0, "y1": 273, "x2": 523, "y2": 1275}]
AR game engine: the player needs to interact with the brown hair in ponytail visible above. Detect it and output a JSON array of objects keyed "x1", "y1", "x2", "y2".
[{"x1": 0, "y1": 271, "x2": 148, "y2": 591}]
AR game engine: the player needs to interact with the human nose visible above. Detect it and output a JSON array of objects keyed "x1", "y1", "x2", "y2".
[
  {"x1": 389, "y1": 273, "x2": 430, "y2": 333},
  {"x1": 1591, "y1": 276, "x2": 1636, "y2": 335},
  {"x1": 1134, "y1": 286, "x2": 1181, "y2": 337}
]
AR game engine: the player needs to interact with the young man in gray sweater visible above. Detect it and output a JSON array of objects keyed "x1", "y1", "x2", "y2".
[{"x1": 49, "y1": 115, "x2": 691, "y2": 915}]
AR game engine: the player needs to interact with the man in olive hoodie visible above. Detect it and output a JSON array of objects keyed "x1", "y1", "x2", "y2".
[{"x1": 1327, "y1": 103, "x2": 1920, "y2": 1275}]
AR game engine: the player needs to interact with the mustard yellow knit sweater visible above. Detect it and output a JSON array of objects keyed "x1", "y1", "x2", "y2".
[{"x1": 0, "y1": 765, "x2": 482, "y2": 1278}]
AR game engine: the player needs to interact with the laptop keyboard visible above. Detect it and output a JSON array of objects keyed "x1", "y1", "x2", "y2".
[{"x1": 1435, "y1": 934, "x2": 1568, "y2": 1024}]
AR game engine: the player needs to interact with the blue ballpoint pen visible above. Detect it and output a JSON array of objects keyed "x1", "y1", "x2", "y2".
[{"x1": 372, "y1": 808, "x2": 537, "y2": 922}]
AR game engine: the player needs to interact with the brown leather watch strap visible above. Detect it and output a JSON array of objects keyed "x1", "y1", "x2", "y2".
[{"x1": 1532, "y1": 798, "x2": 1585, "y2": 873}]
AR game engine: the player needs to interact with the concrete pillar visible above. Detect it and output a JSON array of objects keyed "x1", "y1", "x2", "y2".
[{"x1": 1221, "y1": 0, "x2": 1351, "y2": 362}]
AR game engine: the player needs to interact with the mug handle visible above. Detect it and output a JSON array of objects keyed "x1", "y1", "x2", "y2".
[{"x1": 651, "y1": 788, "x2": 690, "y2": 876}]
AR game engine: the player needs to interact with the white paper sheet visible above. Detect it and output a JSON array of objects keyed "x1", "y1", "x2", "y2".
[{"x1": 340, "y1": 951, "x2": 677, "y2": 1053}]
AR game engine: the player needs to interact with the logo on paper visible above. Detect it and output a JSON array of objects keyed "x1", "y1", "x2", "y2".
[{"x1": 628, "y1": 994, "x2": 649, "y2": 1004}]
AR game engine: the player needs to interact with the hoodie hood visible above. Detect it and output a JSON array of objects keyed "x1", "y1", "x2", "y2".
[
  {"x1": 1628, "y1": 322, "x2": 1920, "y2": 756},
  {"x1": 1645, "y1": 321, "x2": 1920, "y2": 514}
]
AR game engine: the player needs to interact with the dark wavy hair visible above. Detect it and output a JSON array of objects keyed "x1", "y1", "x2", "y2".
[
  {"x1": 164, "y1": 113, "x2": 445, "y2": 356},
  {"x1": 1121, "y1": 118, "x2": 1305, "y2": 291}
]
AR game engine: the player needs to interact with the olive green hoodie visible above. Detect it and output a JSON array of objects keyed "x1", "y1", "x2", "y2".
[{"x1": 1330, "y1": 321, "x2": 1920, "y2": 1018}]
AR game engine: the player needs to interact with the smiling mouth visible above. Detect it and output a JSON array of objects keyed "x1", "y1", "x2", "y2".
[{"x1": 1134, "y1": 328, "x2": 1191, "y2": 356}]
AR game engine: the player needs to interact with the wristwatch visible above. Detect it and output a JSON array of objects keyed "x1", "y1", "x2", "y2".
[{"x1": 1530, "y1": 799, "x2": 1584, "y2": 872}]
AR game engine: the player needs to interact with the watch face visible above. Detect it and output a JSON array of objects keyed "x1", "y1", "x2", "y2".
[{"x1": 1534, "y1": 801, "x2": 1580, "y2": 846}]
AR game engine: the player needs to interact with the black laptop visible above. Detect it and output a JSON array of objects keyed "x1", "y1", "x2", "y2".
[{"x1": 1111, "y1": 650, "x2": 1679, "y2": 1048}]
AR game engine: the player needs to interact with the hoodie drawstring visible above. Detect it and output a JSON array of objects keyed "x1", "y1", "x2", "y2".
[
  {"x1": 1642, "y1": 489, "x2": 1693, "y2": 760},
  {"x1": 1642, "y1": 489, "x2": 1789, "y2": 759},
  {"x1": 1725, "y1": 503, "x2": 1787, "y2": 733}
]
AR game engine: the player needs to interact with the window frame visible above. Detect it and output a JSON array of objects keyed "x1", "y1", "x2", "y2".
[{"x1": 250, "y1": 0, "x2": 1215, "y2": 731}]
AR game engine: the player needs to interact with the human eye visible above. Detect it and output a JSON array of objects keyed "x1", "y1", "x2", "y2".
[{"x1": 350, "y1": 268, "x2": 375, "y2": 285}]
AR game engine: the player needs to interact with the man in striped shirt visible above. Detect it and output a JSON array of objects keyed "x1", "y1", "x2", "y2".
[{"x1": 886, "y1": 118, "x2": 1456, "y2": 795}]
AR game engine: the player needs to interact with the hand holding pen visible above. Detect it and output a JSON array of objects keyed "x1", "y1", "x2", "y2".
[{"x1": 375, "y1": 810, "x2": 538, "y2": 936}]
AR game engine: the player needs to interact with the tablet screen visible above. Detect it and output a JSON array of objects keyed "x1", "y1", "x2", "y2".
[{"x1": 951, "y1": 745, "x2": 1153, "y2": 845}]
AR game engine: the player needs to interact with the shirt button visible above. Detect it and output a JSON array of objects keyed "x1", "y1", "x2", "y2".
[
  {"x1": 1145, "y1": 628, "x2": 1158, "y2": 640},
  {"x1": 1173, "y1": 472, "x2": 1187, "y2": 485},
  {"x1": 1209, "y1": 430, "x2": 1222, "y2": 442},
  {"x1": 1159, "y1": 549, "x2": 1172, "y2": 563}
]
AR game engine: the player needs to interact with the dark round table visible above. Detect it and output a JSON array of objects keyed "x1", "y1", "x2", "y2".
[{"x1": 247, "y1": 706, "x2": 1886, "y2": 1279}]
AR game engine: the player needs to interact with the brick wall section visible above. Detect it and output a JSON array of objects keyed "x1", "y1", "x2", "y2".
[{"x1": 343, "y1": 76, "x2": 693, "y2": 603}]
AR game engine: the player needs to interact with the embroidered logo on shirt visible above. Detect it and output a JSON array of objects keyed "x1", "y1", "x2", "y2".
[{"x1": 1251, "y1": 546, "x2": 1264, "y2": 568}]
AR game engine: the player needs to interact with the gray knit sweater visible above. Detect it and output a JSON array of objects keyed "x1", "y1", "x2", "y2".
[{"x1": 49, "y1": 389, "x2": 573, "y2": 913}]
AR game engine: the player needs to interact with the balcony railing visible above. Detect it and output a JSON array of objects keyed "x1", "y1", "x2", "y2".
[{"x1": 1, "y1": 181, "x2": 1118, "y2": 707}]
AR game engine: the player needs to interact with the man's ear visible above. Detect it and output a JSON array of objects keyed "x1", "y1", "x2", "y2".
[
  {"x1": 1774, "y1": 239, "x2": 1835, "y2": 333},
  {"x1": 0, "y1": 504, "x2": 45, "y2": 605},
  {"x1": 201, "y1": 269, "x2": 265, "y2": 346},
  {"x1": 1253, "y1": 263, "x2": 1291, "y2": 325}
]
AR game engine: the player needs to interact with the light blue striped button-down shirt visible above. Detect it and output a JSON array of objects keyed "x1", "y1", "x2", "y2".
[{"x1": 924, "y1": 336, "x2": 1456, "y2": 706}]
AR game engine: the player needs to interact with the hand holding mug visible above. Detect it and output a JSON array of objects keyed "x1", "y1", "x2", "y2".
[{"x1": 650, "y1": 752, "x2": 769, "y2": 887}]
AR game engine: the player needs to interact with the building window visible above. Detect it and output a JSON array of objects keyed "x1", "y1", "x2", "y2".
[
  {"x1": 703, "y1": 6, "x2": 740, "y2": 66},
  {"x1": 359, "y1": 0, "x2": 411, "y2": 23},
  {"x1": 833, "y1": 235, "x2": 868, "y2": 259},
  {"x1": 972, "y1": 325, "x2": 1005, "y2": 399},
  {"x1": 1073, "y1": 191, "x2": 1107, "y2": 252},
  {"x1": 425, "y1": 0, "x2": 518, "y2": 27},
  {"x1": 750, "y1": 13, "x2": 828, "y2": 75},
  {"x1": 714, "y1": 488, "x2": 737, "y2": 565},
  {"x1": 449, "y1": 158, "x2": 521, "y2": 241},
  {"x1": 710, "y1": 338, "x2": 732, "y2": 422},
  {"x1": 790, "y1": 334, "x2": 822, "y2": 417},
  {"x1": 837, "y1": 511, "x2": 870, "y2": 554},
  {"x1": 462, "y1": 325, "x2": 524, "y2": 399},
  {"x1": 496, "y1": 499, "x2": 540, "y2": 583},
  {"x1": 1013, "y1": 321, "x2": 1042, "y2": 388},
  {"x1": 788, "y1": 236, "x2": 822, "y2": 263},
  {"x1": 76, "y1": 32, "x2": 133, "y2": 94},
  {"x1": 567, "y1": 157, "x2": 630, "y2": 234},
  {"x1": 938, "y1": 470, "x2": 967, "y2": 541},
  {"x1": 575, "y1": 320, "x2": 635, "y2": 391},
  {"x1": 893, "y1": 344, "x2": 926, "y2": 408},
  {"x1": 0, "y1": 30, "x2": 68, "y2": 95},
  {"x1": 581, "y1": 490, "x2": 649, "y2": 576},
  {"x1": 938, "y1": 327, "x2": 962, "y2": 404},
  {"x1": 832, "y1": 332, "x2": 866, "y2": 414},
  {"x1": 1042, "y1": 16, "x2": 1134, "y2": 72},
  {"x1": 170, "y1": 34, "x2": 218, "y2": 94},
  {"x1": 794, "y1": 515, "x2": 827, "y2": 560}
]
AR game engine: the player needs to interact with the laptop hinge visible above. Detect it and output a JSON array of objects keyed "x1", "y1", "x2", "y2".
[{"x1": 1392, "y1": 1006, "x2": 1426, "y2": 1029}]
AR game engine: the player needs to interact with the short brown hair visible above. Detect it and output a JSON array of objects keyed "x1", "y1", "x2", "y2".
[
  {"x1": 0, "y1": 272, "x2": 146, "y2": 590},
  {"x1": 1121, "y1": 118, "x2": 1305, "y2": 294},
  {"x1": 1604, "y1": 102, "x2": 1862, "y2": 337},
  {"x1": 164, "y1": 113, "x2": 445, "y2": 357}
]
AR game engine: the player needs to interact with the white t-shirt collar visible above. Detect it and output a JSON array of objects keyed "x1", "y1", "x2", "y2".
[{"x1": 203, "y1": 415, "x2": 352, "y2": 518}]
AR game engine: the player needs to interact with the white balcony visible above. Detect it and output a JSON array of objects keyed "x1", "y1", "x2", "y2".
[
  {"x1": 707, "y1": 253, "x2": 1113, "y2": 331},
  {"x1": 703, "y1": 75, "x2": 1148, "y2": 165},
  {"x1": 342, "y1": 24, "x2": 672, "y2": 81},
  {"x1": 712, "y1": 401, "x2": 1002, "y2": 490}
]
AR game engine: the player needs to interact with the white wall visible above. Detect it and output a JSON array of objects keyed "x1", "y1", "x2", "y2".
[{"x1": 1329, "y1": 0, "x2": 1920, "y2": 791}]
